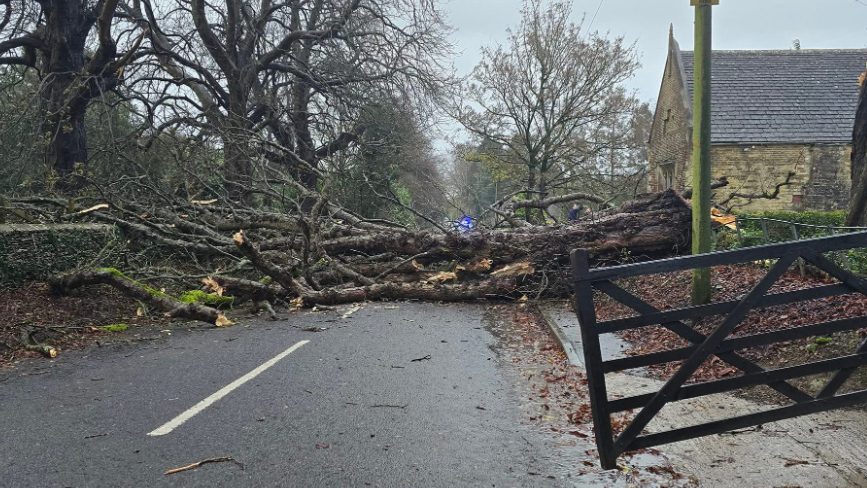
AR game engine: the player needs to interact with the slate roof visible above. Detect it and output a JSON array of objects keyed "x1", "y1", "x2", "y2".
[{"x1": 680, "y1": 49, "x2": 865, "y2": 144}]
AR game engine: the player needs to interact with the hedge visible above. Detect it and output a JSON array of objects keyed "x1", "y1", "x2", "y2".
[
  {"x1": 0, "y1": 223, "x2": 117, "y2": 288},
  {"x1": 715, "y1": 210, "x2": 867, "y2": 275},
  {"x1": 735, "y1": 210, "x2": 847, "y2": 242}
]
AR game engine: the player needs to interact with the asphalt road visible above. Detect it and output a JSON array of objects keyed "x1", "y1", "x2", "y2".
[{"x1": 0, "y1": 302, "x2": 586, "y2": 487}]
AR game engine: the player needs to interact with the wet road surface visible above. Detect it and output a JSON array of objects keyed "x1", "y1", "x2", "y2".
[{"x1": 0, "y1": 302, "x2": 684, "y2": 487}]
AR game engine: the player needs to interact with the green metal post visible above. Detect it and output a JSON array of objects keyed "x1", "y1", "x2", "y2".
[{"x1": 691, "y1": 0, "x2": 715, "y2": 305}]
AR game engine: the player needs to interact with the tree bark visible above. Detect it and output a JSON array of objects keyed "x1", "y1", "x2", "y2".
[
  {"x1": 224, "y1": 133, "x2": 253, "y2": 204},
  {"x1": 537, "y1": 169, "x2": 547, "y2": 223},
  {"x1": 526, "y1": 166, "x2": 536, "y2": 224},
  {"x1": 848, "y1": 77, "x2": 867, "y2": 226},
  {"x1": 319, "y1": 189, "x2": 691, "y2": 264},
  {"x1": 40, "y1": 0, "x2": 91, "y2": 189}
]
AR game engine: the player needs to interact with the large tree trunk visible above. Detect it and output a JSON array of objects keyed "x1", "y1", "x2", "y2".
[
  {"x1": 291, "y1": 64, "x2": 319, "y2": 213},
  {"x1": 224, "y1": 87, "x2": 254, "y2": 203},
  {"x1": 224, "y1": 135, "x2": 253, "y2": 203},
  {"x1": 41, "y1": 0, "x2": 90, "y2": 191},
  {"x1": 848, "y1": 77, "x2": 867, "y2": 226},
  {"x1": 225, "y1": 189, "x2": 691, "y2": 306},
  {"x1": 537, "y1": 169, "x2": 547, "y2": 223},
  {"x1": 526, "y1": 166, "x2": 536, "y2": 224},
  {"x1": 318, "y1": 189, "x2": 691, "y2": 265}
]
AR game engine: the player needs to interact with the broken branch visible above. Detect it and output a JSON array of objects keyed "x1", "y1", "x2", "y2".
[
  {"x1": 49, "y1": 269, "x2": 231, "y2": 327},
  {"x1": 164, "y1": 457, "x2": 244, "y2": 475}
]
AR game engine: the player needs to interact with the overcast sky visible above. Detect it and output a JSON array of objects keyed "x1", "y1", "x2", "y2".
[{"x1": 444, "y1": 0, "x2": 867, "y2": 104}]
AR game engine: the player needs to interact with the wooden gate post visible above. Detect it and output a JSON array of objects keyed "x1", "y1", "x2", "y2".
[{"x1": 571, "y1": 249, "x2": 616, "y2": 469}]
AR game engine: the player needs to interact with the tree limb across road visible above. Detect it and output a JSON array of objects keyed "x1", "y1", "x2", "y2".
[{"x1": 45, "y1": 189, "x2": 692, "y2": 320}]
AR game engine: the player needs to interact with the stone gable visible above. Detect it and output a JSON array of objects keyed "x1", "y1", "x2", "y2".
[
  {"x1": 647, "y1": 28, "x2": 857, "y2": 212},
  {"x1": 647, "y1": 27, "x2": 693, "y2": 195}
]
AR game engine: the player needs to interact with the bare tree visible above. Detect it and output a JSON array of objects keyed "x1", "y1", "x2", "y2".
[
  {"x1": 123, "y1": 0, "x2": 453, "y2": 205},
  {"x1": 0, "y1": 0, "x2": 145, "y2": 190},
  {"x1": 453, "y1": 0, "x2": 639, "y2": 223},
  {"x1": 546, "y1": 99, "x2": 652, "y2": 210}
]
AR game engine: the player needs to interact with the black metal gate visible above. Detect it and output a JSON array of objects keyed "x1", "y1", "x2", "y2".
[{"x1": 572, "y1": 231, "x2": 867, "y2": 469}]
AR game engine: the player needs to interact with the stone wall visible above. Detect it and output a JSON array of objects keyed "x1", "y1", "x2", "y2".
[
  {"x1": 710, "y1": 145, "x2": 806, "y2": 212},
  {"x1": 803, "y1": 145, "x2": 852, "y2": 211},
  {"x1": 709, "y1": 144, "x2": 850, "y2": 212},
  {"x1": 647, "y1": 38, "x2": 692, "y2": 193},
  {"x1": 0, "y1": 224, "x2": 117, "y2": 288}
]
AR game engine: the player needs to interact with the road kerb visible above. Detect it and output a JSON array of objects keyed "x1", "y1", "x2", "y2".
[{"x1": 534, "y1": 303, "x2": 582, "y2": 367}]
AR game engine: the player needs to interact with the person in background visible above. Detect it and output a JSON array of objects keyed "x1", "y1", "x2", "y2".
[
  {"x1": 568, "y1": 203, "x2": 592, "y2": 222},
  {"x1": 568, "y1": 203, "x2": 582, "y2": 222}
]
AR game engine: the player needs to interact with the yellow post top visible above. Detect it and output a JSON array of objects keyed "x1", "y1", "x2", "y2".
[{"x1": 690, "y1": 0, "x2": 719, "y2": 5}]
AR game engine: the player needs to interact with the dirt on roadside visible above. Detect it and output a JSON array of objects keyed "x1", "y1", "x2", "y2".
[{"x1": 0, "y1": 282, "x2": 171, "y2": 367}]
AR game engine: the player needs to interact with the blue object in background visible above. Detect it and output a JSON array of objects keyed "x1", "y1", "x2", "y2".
[{"x1": 456, "y1": 216, "x2": 474, "y2": 232}]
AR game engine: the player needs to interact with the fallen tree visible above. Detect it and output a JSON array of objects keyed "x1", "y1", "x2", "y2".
[
  {"x1": 43, "y1": 189, "x2": 692, "y2": 321},
  {"x1": 50, "y1": 269, "x2": 232, "y2": 327}
]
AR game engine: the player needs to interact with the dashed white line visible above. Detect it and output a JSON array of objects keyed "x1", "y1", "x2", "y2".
[{"x1": 147, "y1": 340, "x2": 310, "y2": 436}]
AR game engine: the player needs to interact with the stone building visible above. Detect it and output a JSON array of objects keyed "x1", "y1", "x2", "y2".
[{"x1": 648, "y1": 27, "x2": 865, "y2": 211}]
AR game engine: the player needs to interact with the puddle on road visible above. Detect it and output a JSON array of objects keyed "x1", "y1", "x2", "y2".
[{"x1": 483, "y1": 305, "x2": 696, "y2": 487}]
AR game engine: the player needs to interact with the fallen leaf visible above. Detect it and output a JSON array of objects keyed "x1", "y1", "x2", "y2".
[
  {"x1": 201, "y1": 276, "x2": 225, "y2": 296},
  {"x1": 215, "y1": 314, "x2": 233, "y2": 327}
]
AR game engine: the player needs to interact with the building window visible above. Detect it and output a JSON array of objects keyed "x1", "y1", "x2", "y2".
[
  {"x1": 662, "y1": 109, "x2": 672, "y2": 137},
  {"x1": 661, "y1": 163, "x2": 675, "y2": 189}
]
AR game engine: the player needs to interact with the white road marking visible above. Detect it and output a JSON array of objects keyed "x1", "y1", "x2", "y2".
[{"x1": 147, "y1": 340, "x2": 310, "y2": 436}]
